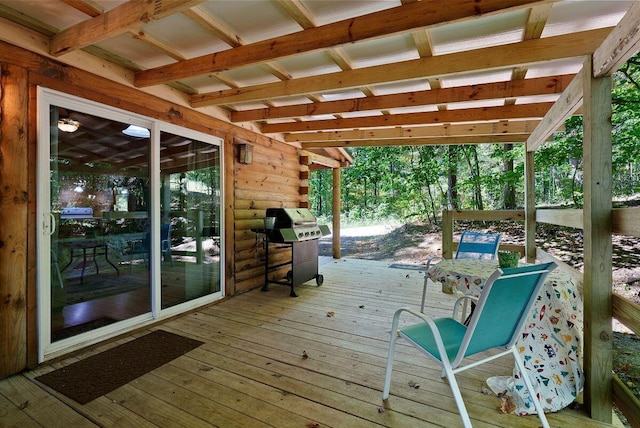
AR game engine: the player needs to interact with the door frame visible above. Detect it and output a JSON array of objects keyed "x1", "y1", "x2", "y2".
[{"x1": 36, "y1": 87, "x2": 224, "y2": 362}]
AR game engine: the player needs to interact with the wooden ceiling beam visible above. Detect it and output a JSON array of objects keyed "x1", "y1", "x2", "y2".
[
  {"x1": 593, "y1": 1, "x2": 640, "y2": 77},
  {"x1": 262, "y1": 103, "x2": 552, "y2": 133},
  {"x1": 60, "y1": 0, "x2": 103, "y2": 18},
  {"x1": 505, "y1": 3, "x2": 552, "y2": 104},
  {"x1": 135, "y1": 0, "x2": 545, "y2": 87},
  {"x1": 302, "y1": 134, "x2": 531, "y2": 149},
  {"x1": 50, "y1": 0, "x2": 204, "y2": 56},
  {"x1": 284, "y1": 120, "x2": 542, "y2": 142},
  {"x1": 231, "y1": 74, "x2": 572, "y2": 122},
  {"x1": 274, "y1": 0, "x2": 316, "y2": 29},
  {"x1": 300, "y1": 150, "x2": 341, "y2": 168},
  {"x1": 182, "y1": 6, "x2": 244, "y2": 47},
  {"x1": 192, "y1": 28, "x2": 611, "y2": 107},
  {"x1": 527, "y1": 67, "x2": 584, "y2": 151},
  {"x1": 127, "y1": 29, "x2": 187, "y2": 62}
]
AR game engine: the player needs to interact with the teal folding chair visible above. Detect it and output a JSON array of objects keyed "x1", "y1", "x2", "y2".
[
  {"x1": 384, "y1": 262, "x2": 556, "y2": 428},
  {"x1": 421, "y1": 230, "x2": 501, "y2": 313}
]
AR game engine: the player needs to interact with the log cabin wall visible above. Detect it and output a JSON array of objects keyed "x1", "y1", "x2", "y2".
[
  {"x1": 233, "y1": 138, "x2": 309, "y2": 294},
  {"x1": 0, "y1": 40, "x2": 305, "y2": 378}
]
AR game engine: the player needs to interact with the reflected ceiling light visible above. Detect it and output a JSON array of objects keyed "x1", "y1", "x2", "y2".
[
  {"x1": 122, "y1": 124, "x2": 150, "y2": 138},
  {"x1": 57, "y1": 118, "x2": 80, "y2": 133}
]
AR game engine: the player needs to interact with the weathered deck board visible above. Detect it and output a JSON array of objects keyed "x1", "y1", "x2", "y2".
[{"x1": 0, "y1": 259, "x2": 622, "y2": 427}]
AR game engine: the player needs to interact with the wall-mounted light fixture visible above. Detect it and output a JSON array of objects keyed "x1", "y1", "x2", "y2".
[{"x1": 238, "y1": 143, "x2": 253, "y2": 165}]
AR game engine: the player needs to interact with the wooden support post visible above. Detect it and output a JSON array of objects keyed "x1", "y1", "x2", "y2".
[
  {"x1": 582, "y1": 57, "x2": 613, "y2": 422},
  {"x1": 0, "y1": 64, "x2": 29, "y2": 377},
  {"x1": 441, "y1": 210, "x2": 454, "y2": 259},
  {"x1": 524, "y1": 150, "x2": 536, "y2": 263},
  {"x1": 332, "y1": 167, "x2": 341, "y2": 259}
]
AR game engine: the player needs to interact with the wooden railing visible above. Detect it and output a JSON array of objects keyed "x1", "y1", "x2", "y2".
[{"x1": 441, "y1": 207, "x2": 640, "y2": 427}]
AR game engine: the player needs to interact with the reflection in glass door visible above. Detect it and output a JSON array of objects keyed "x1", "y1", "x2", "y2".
[
  {"x1": 159, "y1": 130, "x2": 221, "y2": 308},
  {"x1": 38, "y1": 89, "x2": 224, "y2": 361},
  {"x1": 46, "y1": 103, "x2": 152, "y2": 343}
]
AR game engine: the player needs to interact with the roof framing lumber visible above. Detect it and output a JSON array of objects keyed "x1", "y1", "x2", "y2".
[
  {"x1": 262, "y1": 103, "x2": 553, "y2": 134},
  {"x1": 191, "y1": 28, "x2": 611, "y2": 107},
  {"x1": 300, "y1": 150, "x2": 340, "y2": 168},
  {"x1": 50, "y1": 0, "x2": 205, "y2": 56},
  {"x1": 284, "y1": 120, "x2": 541, "y2": 142},
  {"x1": 135, "y1": 0, "x2": 546, "y2": 87},
  {"x1": 231, "y1": 74, "x2": 572, "y2": 122},
  {"x1": 61, "y1": 0, "x2": 103, "y2": 17},
  {"x1": 526, "y1": 68, "x2": 584, "y2": 152},
  {"x1": 593, "y1": 1, "x2": 640, "y2": 77},
  {"x1": 301, "y1": 134, "x2": 531, "y2": 149}
]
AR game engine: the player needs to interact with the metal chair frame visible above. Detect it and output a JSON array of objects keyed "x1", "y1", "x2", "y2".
[{"x1": 384, "y1": 262, "x2": 556, "y2": 428}]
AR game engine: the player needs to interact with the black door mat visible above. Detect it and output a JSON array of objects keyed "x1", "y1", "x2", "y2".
[{"x1": 36, "y1": 329, "x2": 203, "y2": 404}]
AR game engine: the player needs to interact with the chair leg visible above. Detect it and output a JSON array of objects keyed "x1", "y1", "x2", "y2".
[
  {"x1": 420, "y1": 275, "x2": 428, "y2": 313},
  {"x1": 512, "y1": 347, "x2": 550, "y2": 428},
  {"x1": 383, "y1": 313, "x2": 402, "y2": 399},
  {"x1": 442, "y1": 363, "x2": 473, "y2": 428}
]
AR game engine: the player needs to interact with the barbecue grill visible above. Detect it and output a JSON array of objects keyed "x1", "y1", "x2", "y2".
[{"x1": 255, "y1": 208, "x2": 329, "y2": 297}]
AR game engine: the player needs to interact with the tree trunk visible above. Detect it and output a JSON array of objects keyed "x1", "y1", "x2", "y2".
[
  {"x1": 502, "y1": 143, "x2": 516, "y2": 209},
  {"x1": 447, "y1": 146, "x2": 459, "y2": 210},
  {"x1": 463, "y1": 146, "x2": 483, "y2": 210}
]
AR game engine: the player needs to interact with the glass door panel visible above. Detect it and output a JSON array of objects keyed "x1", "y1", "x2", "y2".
[
  {"x1": 159, "y1": 131, "x2": 221, "y2": 308},
  {"x1": 48, "y1": 105, "x2": 151, "y2": 342}
]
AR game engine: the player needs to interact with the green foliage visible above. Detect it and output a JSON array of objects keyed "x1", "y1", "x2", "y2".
[{"x1": 310, "y1": 54, "x2": 640, "y2": 222}]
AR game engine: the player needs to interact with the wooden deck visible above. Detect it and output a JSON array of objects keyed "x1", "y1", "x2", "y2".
[{"x1": 0, "y1": 258, "x2": 622, "y2": 427}]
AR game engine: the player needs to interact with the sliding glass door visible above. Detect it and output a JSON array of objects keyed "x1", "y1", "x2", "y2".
[
  {"x1": 37, "y1": 88, "x2": 223, "y2": 360},
  {"x1": 159, "y1": 129, "x2": 222, "y2": 309}
]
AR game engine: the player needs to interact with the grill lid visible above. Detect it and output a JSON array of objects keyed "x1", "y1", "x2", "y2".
[
  {"x1": 266, "y1": 208, "x2": 318, "y2": 229},
  {"x1": 265, "y1": 208, "x2": 329, "y2": 242}
]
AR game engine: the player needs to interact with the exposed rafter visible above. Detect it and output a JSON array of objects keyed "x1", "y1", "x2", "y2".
[
  {"x1": 301, "y1": 134, "x2": 532, "y2": 149},
  {"x1": 284, "y1": 120, "x2": 542, "y2": 142},
  {"x1": 262, "y1": 103, "x2": 553, "y2": 133},
  {"x1": 231, "y1": 75, "x2": 572, "y2": 122},
  {"x1": 526, "y1": 68, "x2": 584, "y2": 152},
  {"x1": 50, "y1": 0, "x2": 205, "y2": 56},
  {"x1": 593, "y1": 0, "x2": 640, "y2": 77},
  {"x1": 191, "y1": 28, "x2": 611, "y2": 107},
  {"x1": 134, "y1": 0, "x2": 545, "y2": 87}
]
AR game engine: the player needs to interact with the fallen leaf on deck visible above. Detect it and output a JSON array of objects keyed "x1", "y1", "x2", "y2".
[
  {"x1": 377, "y1": 406, "x2": 385, "y2": 413},
  {"x1": 306, "y1": 422, "x2": 320, "y2": 428},
  {"x1": 408, "y1": 380, "x2": 420, "y2": 389},
  {"x1": 327, "y1": 311, "x2": 335, "y2": 317},
  {"x1": 18, "y1": 401, "x2": 28, "y2": 410},
  {"x1": 497, "y1": 390, "x2": 516, "y2": 414}
]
